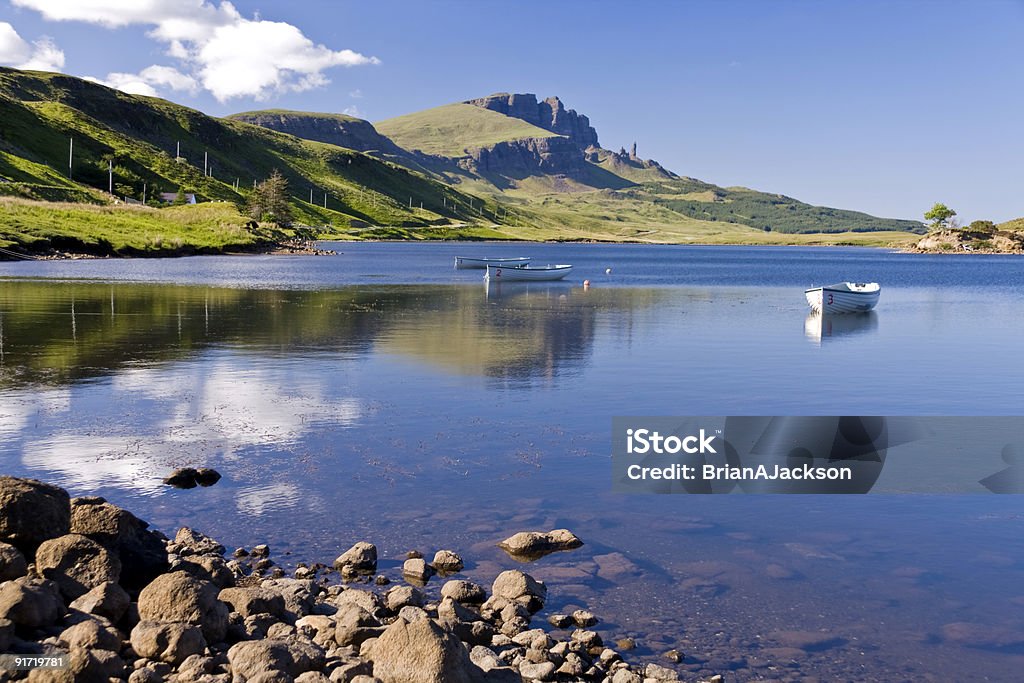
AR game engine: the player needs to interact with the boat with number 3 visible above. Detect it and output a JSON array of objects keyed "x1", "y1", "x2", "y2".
[{"x1": 805, "y1": 282, "x2": 880, "y2": 313}]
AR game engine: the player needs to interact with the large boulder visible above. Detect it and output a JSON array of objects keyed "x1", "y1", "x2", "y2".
[
  {"x1": 227, "y1": 638, "x2": 325, "y2": 682},
  {"x1": 70, "y1": 496, "x2": 169, "y2": 590},
  {"x1": 369, "y1": 615, "x2": 484, "y2": 683},
  {"x1": 35, "y1": 534, "x2": 122, "y2": 601},
  {"x1": 137, "y1": 572, "x2": 229, "y2": 643},
  {"x1": 0, "y1": 477, "x2": 70, "y2": 553},
  {"x1": 0, "y1": 577, "x2": 64, "y2": 629},
  {"x1": 130, "y1": 620, "x2": 207, "y2": 666}
]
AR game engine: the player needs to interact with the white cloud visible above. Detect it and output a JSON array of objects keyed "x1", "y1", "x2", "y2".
[
  {"x1": 349, "y1": 88, "x2": 363, "y2": 98},
  {"x1": 0, "y1": 22, "x2": 65, "y2": 71},
  {"x1": 88, "y1": 64, "x2": 198, "y2": 97},
  {"x1": 342, "y1": 105, "x2": 364, "y2": 118},
  {"x1": 11, "y1": 0, "x2": 378, "y2": 101}
]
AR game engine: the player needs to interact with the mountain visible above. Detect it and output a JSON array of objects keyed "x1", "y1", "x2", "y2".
[{"x1": 0, "y1": 67, "x2": 925, "y2": 251}]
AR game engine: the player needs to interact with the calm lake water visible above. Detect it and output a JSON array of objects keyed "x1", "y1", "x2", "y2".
[{"x1": 2, "y1": 243, "x2": 1024, "y2": 681}]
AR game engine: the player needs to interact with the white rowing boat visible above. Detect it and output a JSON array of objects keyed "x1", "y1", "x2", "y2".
[
  {"x1": 455, "y1": 256, "x2": 531, "y2": 269},
  {"x1": 805, "y1": 282, "x2": 880, "y2": 313},
  {"x1": 485, "y1": 264, "x2": 573, "y2": 282}
]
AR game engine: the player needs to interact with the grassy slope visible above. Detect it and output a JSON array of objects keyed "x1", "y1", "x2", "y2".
[
  {"x1": 0, "y1": 198, "x2": 269, "y2": 254},
  {"x1": 0, "y1": 69, "x2": 502, "y2": 237},
  {"x1": 375, "y1": 103, "x2": 559, "y2": 156},
  {"x1": 999, "y1": 217, "x2": 1024, "y2": 232}
]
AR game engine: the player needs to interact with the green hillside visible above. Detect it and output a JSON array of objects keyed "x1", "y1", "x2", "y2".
[
  {"x1": 375, "y1": 103, "x2": 559, "y2": 156},
  {"x1": 641, "y1": 178, "x2": 925, "y2": 234},
  {"x1": 0, "y1": 68, "x2": 506, "y2": 255},
  {"x1": 999, "y1": 217, "x2": 1024, "y2": 232}
]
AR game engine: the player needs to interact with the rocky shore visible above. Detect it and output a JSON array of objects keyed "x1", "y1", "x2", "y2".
[{"x1": 0, "y1": 477, "x2": 715, "y2": 683}]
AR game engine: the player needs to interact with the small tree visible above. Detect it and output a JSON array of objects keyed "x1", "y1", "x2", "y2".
[
  {"x1": 924, "y1": 202, "x2": 957, "y2": 231},
  {"x1": 967, "y1": 219, "x2": 996, "y2": 233},
  {"x1": 173, "y1": 187, "x2": 188, "y2": 206},
  {"x1": 248, "y1": 170, "x2": 293, "y2": 228}
]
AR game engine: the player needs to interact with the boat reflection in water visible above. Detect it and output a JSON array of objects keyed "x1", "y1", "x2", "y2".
[{"x1": 804, "y1": 310, "x2": 879, "y2": 345}]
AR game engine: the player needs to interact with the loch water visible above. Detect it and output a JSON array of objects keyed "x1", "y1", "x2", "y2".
[{"x1": 3, "y1": 243, "x2": 1024, "y2": 681}]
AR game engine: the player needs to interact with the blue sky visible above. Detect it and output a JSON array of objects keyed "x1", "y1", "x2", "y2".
[{"x1": 1, "y1": 0, "x2": 1021, "y2": 222}]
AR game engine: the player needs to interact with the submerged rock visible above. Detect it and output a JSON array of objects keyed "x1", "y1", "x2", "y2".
[
  {"x1": 334, "y1": 542, "x2": 378, "y2": 574},
  {"x1": 402, "y1": 558, "x2": 435, "y2": 585},
  {"x1": 497, "y1": 529, "x2": 583, "y2": 561},
  {"x1": 164, "y1": 468, "x2": 200, "y2": 488},
  {"x1": 431, "y1": 549, "x2": 464, "y2": 573}
]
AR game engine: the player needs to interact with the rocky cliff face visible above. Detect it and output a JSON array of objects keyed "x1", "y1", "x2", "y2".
[
  {"x1": 465, "y1": 93, "x2": 599, "y2": 150},
  {"x1": 467, "y1": 135, "x2": 586, "y2": 179},
  {"x1": 229, "y1": 112, "x2": 400, "y2": 155}
]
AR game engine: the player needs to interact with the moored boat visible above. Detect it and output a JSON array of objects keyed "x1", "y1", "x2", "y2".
[
  {"x1": 805, "y1": 282, "x2": 880, "y2": 313},
  {"x1": 485, "y1": 264, "x2": 573, "y2": 282},
  {"x1": 455, "y1": 256, "x2": 531, "y2": 269}
]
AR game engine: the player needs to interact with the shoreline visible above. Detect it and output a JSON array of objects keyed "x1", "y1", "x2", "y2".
[
  {"x1": 1, "y1": 238, "x2": 908, "y2": 262},
  {"x1": 0, "y1": 477, "x2": 706, "y2": 682}
]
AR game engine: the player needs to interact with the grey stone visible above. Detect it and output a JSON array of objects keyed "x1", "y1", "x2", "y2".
[
  {"x1": 333, "y1": 543, "x2": 377, "y2": 573},
  {"x1": 491, "y1": 570, "x2": 546, "y2": 612},
  {"x1": 137, "y1": 572, "x2": 229, "y2": 643},
  {"x1": 431, "y1": 550, "x2": 464, "y2": 573},
  {"x1": 497, "y1": 530, "x2": 582, "y2": 560},
  {"x1": 130, "y1": 620, "x2": 207, "y2": 666},
  {"x1": 35, "y1": 533, "x2": 121, "y2": 601},
  {"x1": 227, "y1": 638, "x2": 326, "y2": 681},
  {"x1": 70, "y1": 496, "x2": 169, "y2": 590},
  {"x1": 0, "y1": 577, "x2": 64, "y2": 628},
  {"x1": 440, "y1": 580, "x2": 486, "y2": 605},
  {"x1": 369, "y1": 616, "x2": 484, "y2": 683},
  {"x1": 69, "y1": 581, "x2": 131, "y2": 622}
]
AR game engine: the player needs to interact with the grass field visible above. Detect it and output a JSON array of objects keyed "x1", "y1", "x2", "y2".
[{"x1": 0, "y1": 198, "x2": 274, "y2": 254}]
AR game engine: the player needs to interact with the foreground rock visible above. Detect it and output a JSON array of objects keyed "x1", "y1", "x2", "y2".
[
  {"x1": 498, "y1": 529, "x2": 583, "y2": 560},
  {"x1": 0, "y1": 477, "x2": 689, "y2": 683},
  {"x1": 370, "y1": 613, "x2": 484, "y2": 683},
  {"x1": 35, "y1": 533, "x2": 122, "y2": 601},
  {"x1": 0, "y1": 476, "x2": 70, "y2": 553},
  {"x1": 69, "y1": 496, "x2": 169, "y2": 590}
]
